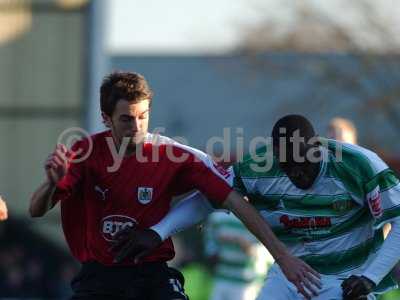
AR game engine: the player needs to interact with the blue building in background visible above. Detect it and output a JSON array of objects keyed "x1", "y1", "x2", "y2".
[{"x1": 111, "y1": 53, "x2": 400, "y2": 157}]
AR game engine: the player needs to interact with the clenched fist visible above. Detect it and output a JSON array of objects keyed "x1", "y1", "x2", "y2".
[
  {"x1": 110, "y1": 226, "x2": 162, "y2": 264},
  {"x1": 342, "y1": 275, "x2": 376, "y2": 300},
  {"x1": 45, "y1": 144, "x2": 69, "y2": 184}
]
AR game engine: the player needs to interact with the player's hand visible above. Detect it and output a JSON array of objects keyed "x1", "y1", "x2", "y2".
[
  {"x1": 0, "y1": 196, "x2": 8, "y2": 221},
  {"x1": 44, "y1": 144, "x2": 69, "y2": 184},
  {"x1": 277, "y1": 254, "x2": 322, "y2": 300},
  {"x1": 341, "y1": 275, "x2": 375, "y2": 300},
  {"x1": 111, "y1": 227, "x2": 162, "y2": 264}
]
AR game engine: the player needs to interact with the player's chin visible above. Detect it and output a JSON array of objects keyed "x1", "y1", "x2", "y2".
[
  {"x1": 291, "y1": 177, "x2": 314, "y2": 189},
  {"x1": 131, "y1": 135, "x2": 146, "y2": 145},
  {"x1": 122, "y1": 134, "x2": 139, "y2": 145}
]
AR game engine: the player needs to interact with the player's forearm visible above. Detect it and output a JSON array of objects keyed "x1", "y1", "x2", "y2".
[
  {"x1": 223, "y1": 191, "x2": 290, "y2": 261},
  {"x1": 29, "y1": 181, "x2": 56, "y2": 217},
  {"x1": 362, "y1": 218, "x2": 400, "y2": 285},
  {"x1": 238, "y1": 238, "x2": 255, "y2": 255},
  {"x1": 150, "y1": 191, "x2": 214, "y2": 240}
]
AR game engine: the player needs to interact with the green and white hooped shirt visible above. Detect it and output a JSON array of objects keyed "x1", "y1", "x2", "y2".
[
  {"x1": 231, "y1": 139, "x2": 400, "y2": 293},
  {"x1": 205, "y1": 212, "x2": 273, "y2": 284}
]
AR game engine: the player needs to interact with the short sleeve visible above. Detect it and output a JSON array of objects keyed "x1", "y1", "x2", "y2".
[{"x1": 173, "y1": 146, "x2": 233, "y2": 206}]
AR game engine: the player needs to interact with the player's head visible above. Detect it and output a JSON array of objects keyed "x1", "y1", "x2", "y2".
[
  {"x1": 327, "y1": 117, "x2": 357, "y2": 144},
  {"x1": 100, "y1": 71, "x2": 153, "y2": 148},
  {"x1": 271, "y1": 114, "x2": 321, "y2": 189}
]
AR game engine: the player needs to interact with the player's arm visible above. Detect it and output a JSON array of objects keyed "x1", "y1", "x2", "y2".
[
  {"x1": 111, "y1": 191, "x2": 213, "y2": 263},
  {"x1": 343, "y1": 167, "x2": 400, "y2": 299},
  {"x1": 361, "y1": 169, "x2": 400, "y2": 285},
  {"x1": 361, "y1": 218, "x2": 400, "y2": 284},
  {"x1": 114, "y1": 189, "x2": 321, "y2": 299},
  {"x1": 223, "y1": 190, "x2": 321, "y2": 298},
  {"x1": 114, "y1": 191, "x2": 321, "y2": 298},
  {"x1": 342, "y1": 218, "x2": 400, "y2": 300},
  {"x1": 29, "y1": 144, "x2": 69, "y2": 217},
  {"x1": 150, "y1": 191, "x2": 214, "y2": 240},
  {"x1": 29, "y1": 181, "x2": 57, "y2": 217}
]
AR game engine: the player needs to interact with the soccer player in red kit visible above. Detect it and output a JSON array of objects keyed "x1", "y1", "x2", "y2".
[{"x1": 29, "y1": 72, "x2": 321, "y2": 300}]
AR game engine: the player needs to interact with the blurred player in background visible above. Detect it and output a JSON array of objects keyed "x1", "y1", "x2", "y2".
[
  {"x1": 29, "y1": 72, "x2": 320, "y2": 300},
  {"x1": 327, "y1": 117, "x2": 358, "y2": 144},
  {"x1": 134, "y1": 115, "x2": 400, "y2": 300},
  {"x1": 205, "y1": 211, "x2": 272, "y2": 300},
  {"x1": 0, "y1": 196, "x2": 8, "y2": 221}
]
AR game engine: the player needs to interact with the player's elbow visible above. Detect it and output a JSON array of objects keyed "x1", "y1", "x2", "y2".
[{"x1": 222, "y1": 190, "x2": 241, "y2": 210}]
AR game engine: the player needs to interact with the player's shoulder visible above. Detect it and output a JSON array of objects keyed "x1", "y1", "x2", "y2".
[
  {"x1": 144, "y1": 133, "x2": 175, "y2": 146},
  {"x1": 70, "y1": 130, "x2": 110, "y2": 145},
  {"x1": 146, "y1": 133, "x2": 233, "y2": 182},
  {"x1": 68, "y1": 130, "x2": 110, "y2": 160},
  {"x1": 323, "y1": 138, "x2": 388, "y2": 178},
  {"x1": 146, "y1": 133, "x2": 210, "y2": 161},
  {"x1": 88, "y1": 130, "x2": 112, "y2": 146}
]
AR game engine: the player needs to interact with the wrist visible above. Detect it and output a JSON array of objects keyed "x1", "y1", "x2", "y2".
[
  {"x1": 272, "y1": 245, "x2": 291, "y2": 262},
  {"x1": 275, "y1": 252, "x2": 290, "y2": 264},
  {"x1": 149, "y1": 223, "x2": 167, "y2": 241},
  {"x1": 45, "y1": 178, "x2": 58, "y2": 188},
  {"x1": 264, "y1": 238, "x2": 291, "y2": 263}
]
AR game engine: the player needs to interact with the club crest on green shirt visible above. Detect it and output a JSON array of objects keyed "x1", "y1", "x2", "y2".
[{"x1": 332, "y1": 199, "x2": 354, "y2": 212}]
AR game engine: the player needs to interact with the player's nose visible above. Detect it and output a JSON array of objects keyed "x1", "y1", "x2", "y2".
[{"x1": 128, "y1": 117, "x2": 140, "y2": 131}]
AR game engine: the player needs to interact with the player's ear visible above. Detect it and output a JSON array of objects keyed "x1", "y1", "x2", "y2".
[{"x1": 102, "y1": 112, "x2": 112, "y2": 128}]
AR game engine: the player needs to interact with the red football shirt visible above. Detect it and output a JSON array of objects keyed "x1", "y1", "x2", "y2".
[{"x1": 53, "y1": 131, "x2": 232, "y2": 266}]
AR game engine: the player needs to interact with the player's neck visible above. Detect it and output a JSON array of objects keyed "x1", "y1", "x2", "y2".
[
  {"x1": 109, "y1": 133, "x2": 145, "y2": 157},
  {"x1": 124, "y1": 143, "x2": 143, "y2": 156}
]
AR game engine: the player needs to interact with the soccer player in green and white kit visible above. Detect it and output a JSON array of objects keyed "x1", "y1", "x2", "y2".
[
  {"x1": 122, "y1": 115, "x2": 400, "y2": 300},
  {"x1": 205, "y1": 211, "x2": 273, "y2": 300}
]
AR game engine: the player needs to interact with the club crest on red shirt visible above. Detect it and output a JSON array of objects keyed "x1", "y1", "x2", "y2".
[{"x1": 137, "y1": 187, "x2": 153, "y2": 205}]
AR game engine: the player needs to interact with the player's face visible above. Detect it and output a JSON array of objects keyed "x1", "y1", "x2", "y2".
[
  {"x1": 274, "y1": 143, "x2": 321, "y2": 190},
  {"x1": 281, "y1": 162, "x2": 321, "y2": 189},
  {"x1": 106, "y1": 99, "x2": 150, "y2": 148}
]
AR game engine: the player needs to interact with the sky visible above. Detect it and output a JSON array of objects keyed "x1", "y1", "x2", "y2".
[
  {"x1": 105, "y1": 0, "x2": 400, "y2": 55},
  {"x1": 105, "y1": 0, "x2": 276, "y2": 54}
]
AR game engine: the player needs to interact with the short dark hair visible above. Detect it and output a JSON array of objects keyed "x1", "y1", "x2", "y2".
[
  {"x1": 271, "y1": 115, "x2": 317, "y2": 165},
  {"x1": 272, "y1": 114, "x2": 316, "y2": 146},
  {"x1": 100, "y1": 71, "x2": 153, "y2": 116}
]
